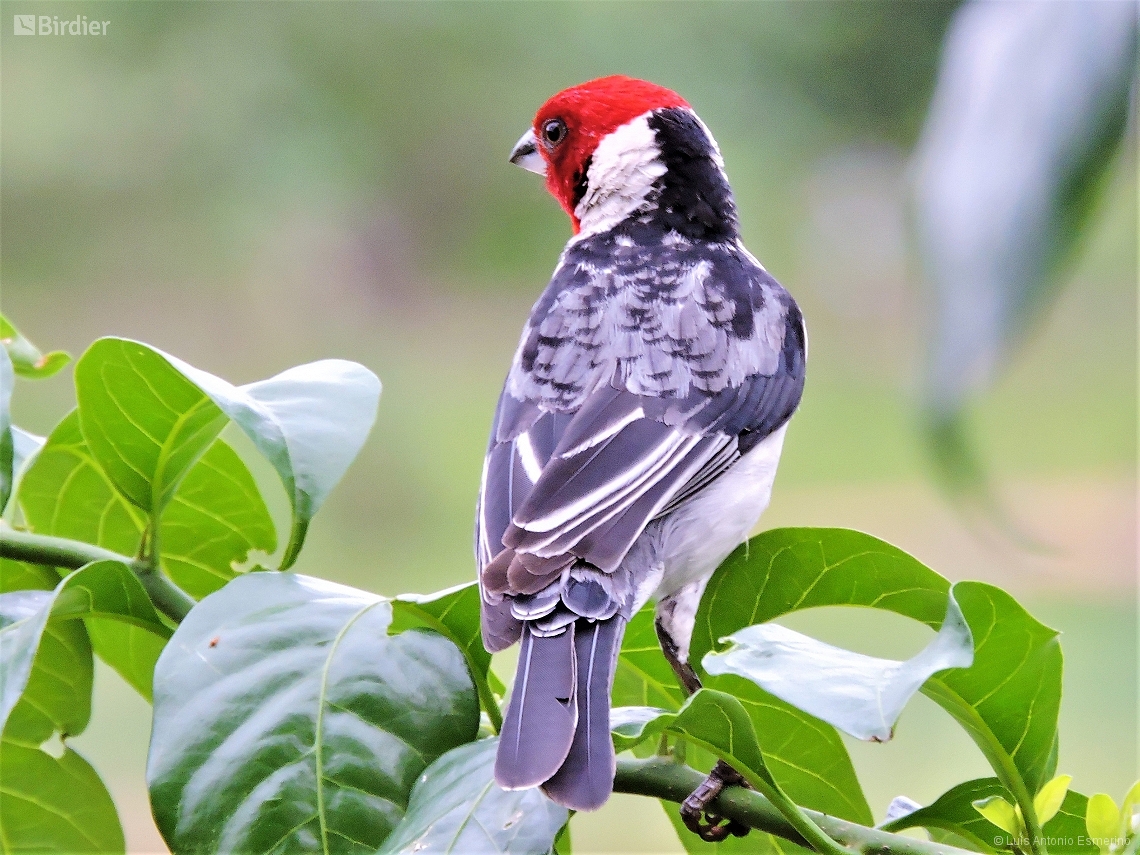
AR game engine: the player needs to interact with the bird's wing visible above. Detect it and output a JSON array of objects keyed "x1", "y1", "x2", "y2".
[{"x1": 477, "y1": 255, "x2": 806, "y2": 651}]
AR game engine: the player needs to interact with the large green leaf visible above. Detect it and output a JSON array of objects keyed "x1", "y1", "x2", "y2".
[
  {"x1": 148, "y1": 572, "x2": 480, "y2": 854},
  {"x1": 377, "y1": 738, "x2": 567, "y2": 854},
  {"x1": 391, "y1": 581, "x2": 504, "y2": 729},
  {"x1": 708, "y1": 678, "x2": 872, "y2": 824},
  {"x1": 147, "y1": 341, "x2": 380, "y2": 567},
  {"x1": 691, "y1": 529, "x2": 951, "y2": 667},
  {"x1": 649, "y1": 690, "x2": 848, "y2": 855},
  {"x1": 20, "y1": 412, "x2": 275, "y2": 697},
  {"x1": 882, "y1": 778, "x2": 1095, "y2": 855},
  {"x1": 0, "y1": 738, "x2": 124, "y2": 854},
  {"x1": 0, "y1": 561, "x2": 169, "y2": 739},
  {"x1": 703, "y1": 594, "x2": 973, "y2": 741},
  {"x1": 0, "y1": 558, "x2": 58, "y2": 593},
  {"x1": 0, "y1": 564, "x2": 133, "y2": 852},
  {"x1": 923, "y1": 582, "x2": 1062, "y2": 796},
  {"x1": 73, "y1": 338, "x2": 379, "y2": 567},
  {"x1": 3, "y1": 426, "x2": 46, "y2": 519},
  {"x1": 19, "y1": 412, "x2": 278, "y2": 696},
  {"x1": 693, "y1": 528, "x2": 1062, "y2": 809},
  {"x1": 19, "y1": 411, "x2": 146, "y2": 559},
  {"x1": 159, "y1": 435, "x2": 276, "y2": 598},
  {"x1": 21, "y1": 410, "x2": 276, "y2": 599},
  {"x1": 0, "y1": 589, "x2": 91, "y2": 743},
  {"x1": 75, "y1": 338, "x2": 231, "y2": 515},
  {"x1": 0, "y1": 314, "x2": 71, "y2": 380},
  {"x1": 612, "y1": 684, "x2": 869, "y2": 829}
]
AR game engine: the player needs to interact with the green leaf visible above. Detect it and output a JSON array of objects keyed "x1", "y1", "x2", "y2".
[
  {"x1": 19, "y1": 410, "x2": 147, "y2": 558},
  {"x1": 6, "y1": 426, "x2": 46, "y2": 516},
  {"x1": 0, "y1": 738, "x2": 124, "y2": 854},
  {"x1": 692, "y1": 529, "x2": 952, "y2": 668},
  {"x1": 0, "y1": 558, "x2": 59, "y2": 593},
  {"x1": 1086, "y1": 794, "x2": 1121, "y2": 849},
  {"x1": 148, "y1": 572, "x2": 479, "y2": 854},
  {"x1": 377, "y1": 738, "x2": 568, "y2": 854},
  {"x1": 693, "y1": 528, "x2": 1062, "y2": 815},
  {"x1": 882, "y1": 779, "x2": 1009, "y2": 852},
  {"x1": 660, "y1": 690, "x2": 847, "y2": 855},
  {"x1": 610, "y1": 705, "x2": 673, "y2": 754},
  {"x1": 691, "y1": 528, "x2": 952, "y2": 823},
  {"x1": 705, "y1": 677, "x2": 872, "y2": 823},
  {"x1": 613, "y1": 605, "x2": 686, "y2": 710},
  {"x1": 153, "y1": 342, "x2": 381, "y2": 567},
  {"x1": 75, "y1": 338, "x2": 230, "y2": 515},
  {"x1": 923, "y1": 582, "x2": 1062, "y2": 795},
  {"x1": 1036, "y1": 776, "x2": 1074, "y2": 826},
  {"x1": 49, "y1": 560, "x2": 171, "y2": 635},
  {"x1": 73, "y1": 338, "x2": 379, "y2": 567},
  {"x1": 0, "y1": 588, "x2": 91, "y2": 743},
  {"x1": 85, "y1": 619, "x2": 169, "y2": 703},
  {"x1": 21, "y1": 411, "x2": 276, "y2": 600},
  {"x1": 703, "y1": 593, "x2": 973, "y2": 741},
  {"x1": 607, "y1": 693, "x2": 849, "y2": 854},
  {"x1": 0, "y1": 314, "x2": 71, "y2": 379},
  {"x1": 885, "y1": 778, "x2": 1096, "y2": 855},
  {"x1": 973, "y1": 797, "x2": 1023, "y2": 837},
  {"x1": 0, "y1": 561, "x2": 169, "y2": 740},
  {"x1": 0, "y1": 360, "x2": 42, "y2": 515},
  {"x1": 18, "y1": 414, "x2": 276, "y2": 696},
  {"x1": 158, "y1": 436, "x2": 276, "y2": 598},
  {"x1": 391, "y1": 581, "x2": 502, "y2": 730},
  {"x1": 1047, "y1": 791, "x2": 1098, "y2": 855}
]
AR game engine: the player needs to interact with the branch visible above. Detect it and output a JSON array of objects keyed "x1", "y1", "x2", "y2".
[
  {"x1": 615, "y1": 758, "x2": 976, "y2": 855},
  {"x1": 0, "y1": 526, "x2": 195, "y2": 623}
]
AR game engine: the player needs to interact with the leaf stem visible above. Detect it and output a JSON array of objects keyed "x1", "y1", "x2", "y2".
[
  {"x1": 0, "y1": 525, "x2": 194, "y2": 623},
  {"x1": 614, "y1": 758, "x2": 978, "y2": 855}
]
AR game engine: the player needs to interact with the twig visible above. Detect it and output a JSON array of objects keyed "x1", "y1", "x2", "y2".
[
  {"x1": 615, "y1": 758, "x2": 978, "y2": 855},
  {"x1": 0, "y1": 525, "x2": 194, "y2": 623}
]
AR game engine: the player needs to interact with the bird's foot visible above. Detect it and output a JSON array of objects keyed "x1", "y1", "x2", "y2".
[{"x1": 680, "y1": 760, "x2": 751, "y2": 842}]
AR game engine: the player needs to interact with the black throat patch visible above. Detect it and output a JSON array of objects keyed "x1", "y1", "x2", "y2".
[{"x1": 645, "y1": 108, "x2": 739, "y2": 242}]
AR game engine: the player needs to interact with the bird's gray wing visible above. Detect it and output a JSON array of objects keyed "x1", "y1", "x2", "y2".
[{"x1": 476, "y1": 258, "x2": 806, "y2": 651}]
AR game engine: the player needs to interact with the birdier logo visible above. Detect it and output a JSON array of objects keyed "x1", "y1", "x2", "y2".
[{"x1": 14, "y1": 14, "x2": 109, "y2": 35}]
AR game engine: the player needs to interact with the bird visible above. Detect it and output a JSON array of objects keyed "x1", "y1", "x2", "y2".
[{"x1": 476, "y1": 75, "x2": 806, "y2": 833}]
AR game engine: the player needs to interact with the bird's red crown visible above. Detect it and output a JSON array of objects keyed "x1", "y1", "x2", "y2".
[{"x1": 532, "y1": 76, "x2": 689, "y2": 225}]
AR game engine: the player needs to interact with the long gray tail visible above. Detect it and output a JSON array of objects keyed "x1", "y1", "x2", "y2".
[{"x1": 495, "y1": 617, "x2": 626, "y2": 811}]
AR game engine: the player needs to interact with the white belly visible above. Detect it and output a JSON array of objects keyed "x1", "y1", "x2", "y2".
[
  {"x1": 633, "y1": 423, "x2": 788, "y2": 609},
  {"x1": 620, "y1": 424, "x2": 787, "y2": 663}
]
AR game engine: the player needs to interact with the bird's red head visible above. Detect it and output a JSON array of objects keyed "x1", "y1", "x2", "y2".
[{"x1": 520, "y1": 76, "x2": 689, "y2": 230}]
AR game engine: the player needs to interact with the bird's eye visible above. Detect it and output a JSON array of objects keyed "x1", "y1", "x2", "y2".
[{"x1": 542, "y1": 119, "x2": 567, "y2": 146}]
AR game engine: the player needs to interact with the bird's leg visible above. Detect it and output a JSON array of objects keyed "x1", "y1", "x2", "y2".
[
  {"x1": 654, "y1": 615, "x2": 702, "y2": 694},
  {"x1": 654, "y1": 613, "x2": 750, "y2": 843}
]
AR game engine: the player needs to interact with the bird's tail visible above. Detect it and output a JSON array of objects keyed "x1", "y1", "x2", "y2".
[{"x1": 495, "y1": 617, "x2": 626, "y2": 811}]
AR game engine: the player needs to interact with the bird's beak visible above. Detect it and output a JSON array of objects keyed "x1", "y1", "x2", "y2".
[{"x1": 509, "y1": 129, "x2": 546, "y2": 176}]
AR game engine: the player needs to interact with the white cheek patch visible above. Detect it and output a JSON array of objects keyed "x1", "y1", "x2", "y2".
[{"x1": 574, "y1": 111, "x2": 667, "y2": 239}]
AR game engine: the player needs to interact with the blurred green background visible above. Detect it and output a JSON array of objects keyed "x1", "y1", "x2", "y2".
[{"x1": 2, "y1": 3, "x2": 1135, "y2": 852}]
